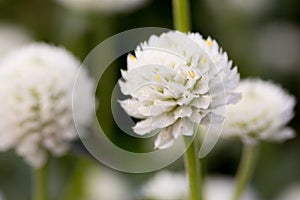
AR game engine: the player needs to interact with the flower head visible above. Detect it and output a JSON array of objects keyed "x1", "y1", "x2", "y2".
[
  {"x1": 0, "y1": 23, "x2": 30, "y2": 59},
  {"x1": 119, "y1": 31, "x2": 240, "y2": 149},
  {"x1": 55, "y1": 0, "x2": 148, "y2": 14},
  {"x1": 0, "y1": 43, "x2": 95, "y2": 168},
  {"x1": 222, "y1": 78, "x2": 296, "y2": 144},
  {"x1": 276, "y1": 184, "x2": 300, "y2": 200},
  {"x1": 84, "y1": 167, "x2": 132, "y2": 200},
  {"x1": 205, "y1": 176, "x2": 258, "y2": 200},
  {"x1": 140, "y1": 172, "x2": 257, "y2": 200},
  {"x1": 140, "y1": 171, "x2": 188, "y2": 200}
]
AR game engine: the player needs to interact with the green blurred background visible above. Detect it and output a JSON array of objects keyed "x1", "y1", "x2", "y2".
[{"x1": 0, "y1": 0, "x2": 300, "y2": 199}]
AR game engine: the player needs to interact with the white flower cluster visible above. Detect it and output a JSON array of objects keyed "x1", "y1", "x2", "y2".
[
  {"x1": 0, "y1": 191, "x2": 4, "y2": 200},
  {"x1": 275, "y1": 184, "x2": 300, "y2": 200},
  {"x1": 55, "y1": 0, "x2": 148, "y2": 14},
  {"x1": 222, "y1": 79, "x2": 296, "y2": 144},
  {"x1": 119, "y1": 31, "x2": 240, "y2": 149},
  {"x1": 205, "y1": 176, "x2": 258, "y2": 200},
  {"x1": 140, "y1": 171, "x2": 257, "y2": 200},
  {"x1": 84, "y1": 167, "x2": 132, "y2": 200},
  {"x1": 0, "y1": 43, "x2": 95, "y2": 168},
  {"x1": 0, "y1": 23, "x2": 31, "y2": 59},
  {"x1": 140, "y1": 171, "x2": 188, "y2": 200}
]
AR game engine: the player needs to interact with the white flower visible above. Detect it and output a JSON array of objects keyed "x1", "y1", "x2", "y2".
[
  {"x1": 140, "y1": 172, "x2": 257, "y2": 200},
  {"x1": 0, "y1": 23, "x2": 31, "y2": 59},
  {"x1": 119, "y1": 31, "x2": 240, "y2": 149},
  {"x1": 55, "y1": 0, "x2": 148, "y2": 14},
  {"x1": 275, "y1": 184, "x2": 300, "y2": 200},
  {"x1": 222, "y1": 78, "x2": 296, "y2": 144},
  {"x1": 140, "y1": 171, "x2": 188, "y2": 200},
  {"x1": 0, "y1": 191, "x2": 4, "y2": 200},
  {"x1": 84, "y1": 167, "x2": 132, "y2": 200},
  {"x1": 205, "y1": 176, "x2": 258, "y2": 200},
  {"x1": 0, "y1": 43, "x2": 95, "y2": 168}
]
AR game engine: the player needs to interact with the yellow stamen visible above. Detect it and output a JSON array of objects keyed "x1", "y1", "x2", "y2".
[
  {"x1": 181, "y1": 69, "x2": 185, "y2": 76},
  {"x1": 130, "y1": 54, "x2": 136, "y2": 61},
  {"x1": 206, "y1": 39, "x2": 212, "y2": 46},
  {"x1": 202, "y1": 57, "x2": 207, "y2": 64},
  {"x1": 188, "y1": 70, "x2": 195, "y2": 78},
  {"x1": 155, "y1": 74, "x2": 161, "y2": 81}
]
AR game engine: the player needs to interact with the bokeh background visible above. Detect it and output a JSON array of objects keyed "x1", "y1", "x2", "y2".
[{"x1": 0, "y1": 0, "x2": 300, "y2": 199}]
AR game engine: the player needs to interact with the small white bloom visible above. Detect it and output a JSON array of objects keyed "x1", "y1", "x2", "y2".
[
  {"x1": 275, "y1": 184, "x2": 300, "y2": 200},
  {"x1": 55, "y1": 0, "x2": 148, "y2": 14},
  {"x1": 140, "y1": 171, "x2": 188, "y2": 200},
  {"x1": 84, "y1": 167, "x2": 132, "y2": 200},
  {"x1": 140, "y1": 172, "x2": 257, "y2": 200},
  {"x1": 119, "y1": 31, "x2": 240, "y2": 149},
  {"x1": 0, "y1": 23, "x2": 31, "y2": 59},
  {"x1": 0, "y1": 43, "x2": 95, "y2": 168},
  {"x1": 0, "y1": 191, "x2": 4, "y2": 200},
  {"x1": 205, "y1": 176, "x2": 258, "y2": 200},
  {"x1": 222, "y1": 78, "x2": 296, "y2": 144}
]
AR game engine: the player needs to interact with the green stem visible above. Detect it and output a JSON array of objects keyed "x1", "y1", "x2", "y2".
[
  {"x1": 172, "y1": 0, "x2": 191, "y2": 32},
  {"x1": 232, "y1": 144, "x2": 259, "y2": 200},
  {"x1": 184, "y1": 138, "x2": 203, "y2": 200},
  {"x1": 33, "y1": 164, "x2": 48, "y2": 200},
  {"x1": 61, "y1": 157, "x2": 89, "y2": 200}
]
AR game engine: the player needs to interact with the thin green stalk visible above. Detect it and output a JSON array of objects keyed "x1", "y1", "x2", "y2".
[
  {"x1": 172, "y1": 0, "x2": 191, "y2": 32},
  {"x1": 33, "y1": 163, "x2": 48, "y2": 200},
  {"x1": 172, "y1": 1, "x2": 202, "y2": 199},
  {"x1": 232, "y1": 144, "x2": 259, "y2": 200},
  {"x1": 61, "y1": 157, "x2": 89, "y2": 200},
  {"x1": 184, "y1": 138, "x2": 203, "y2": 200}
]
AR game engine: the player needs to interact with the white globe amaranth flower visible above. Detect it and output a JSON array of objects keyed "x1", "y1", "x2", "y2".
[
  {"x1": 140, "y1": 171, "x2": 188, "y2": 200},
  {"x1": 140, "y1": 172, "x2": 257, "y2": 200},
  {"x1": 0, "y1": 23, "x2": 31, "y2": 59},
  {"x1": 222, "y1": 78, "x2": 296, "y2": 144},
  {"x1": 205, "y1": 176, "x2": 258, "y2": 200},
  {"x1": 55, "y1": 0, "x2": 148, "y2": 14},
  {"x1": 84, "y1": 167, "x2": 132, "y2": 200},
  {"x1": 0, "y1": 43, "x2": 95, "y2": 168},
  {"x1": 0, "y1": 191, "x2": 4, "y2": 200},
  {"x1": 275, "y1": 184, "x2": 300, "y2": 200},
  {"x1": 119, "y1": 31, "x2": 240, "y2": 149}
]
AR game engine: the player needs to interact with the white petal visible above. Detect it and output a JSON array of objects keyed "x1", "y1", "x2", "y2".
[
  {"x1": 172, "y1": 118, "x2": 194, "y2": 137},
  {"x1": 154, "y1": 127, "x2": 174, "y2": 149},
  {"x1": 266, "y1": 127, "x2": 295, "y2": 142},
  {"x1": 190, "y1": 95, "x2": 212, "y2": 109},
  {"x1": 133, "y1": 118, "x2": 158, "y2": 135},
  {"x1": 174, "y1": 106, "x2": 193, "y2": 119},
  {"x1": 201, "y1": 112, "x2": 225, "y2": 125},
  {"x1": 119, "y1": 99, "x2": 148, "y2": 118}
]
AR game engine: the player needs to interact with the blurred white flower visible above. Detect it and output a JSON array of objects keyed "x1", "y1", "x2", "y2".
[
  {"x1": 256, "y1": 22, "x2": 300, "y2": 73},
  {"x1": 140, "y1": 172, "x2": 257, "y2": 200},
  {"x1": 55, "y1": 0, "x2": 148, "y2": 14},
  {"x1": 84, "y1": 167, "x2": 132, "y2": 200},
  {"x1": 205, "y1": 176, "x2": 258, "y2": 200},
  {"x1": 140, "y1": 171, "x2": 188, "y2": 200},
  {"x1": 222, "y1": 79, "x2": 296, "y2": 144},
  {"x1": 0, "y1": 23, "x2": 31, "y2": 59},
  {"x1": 0, "y1": 191, "x2": 4, "y2": 200},
  {"x1": 119, "y1": 31, "x2": 240, "y2": 149},
  {"x1": 0, "y1": 43, "x2": 95, "y2": 168},
  {"x1": 275, "y1": 184, "x2": 300, "y2": 200}
]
